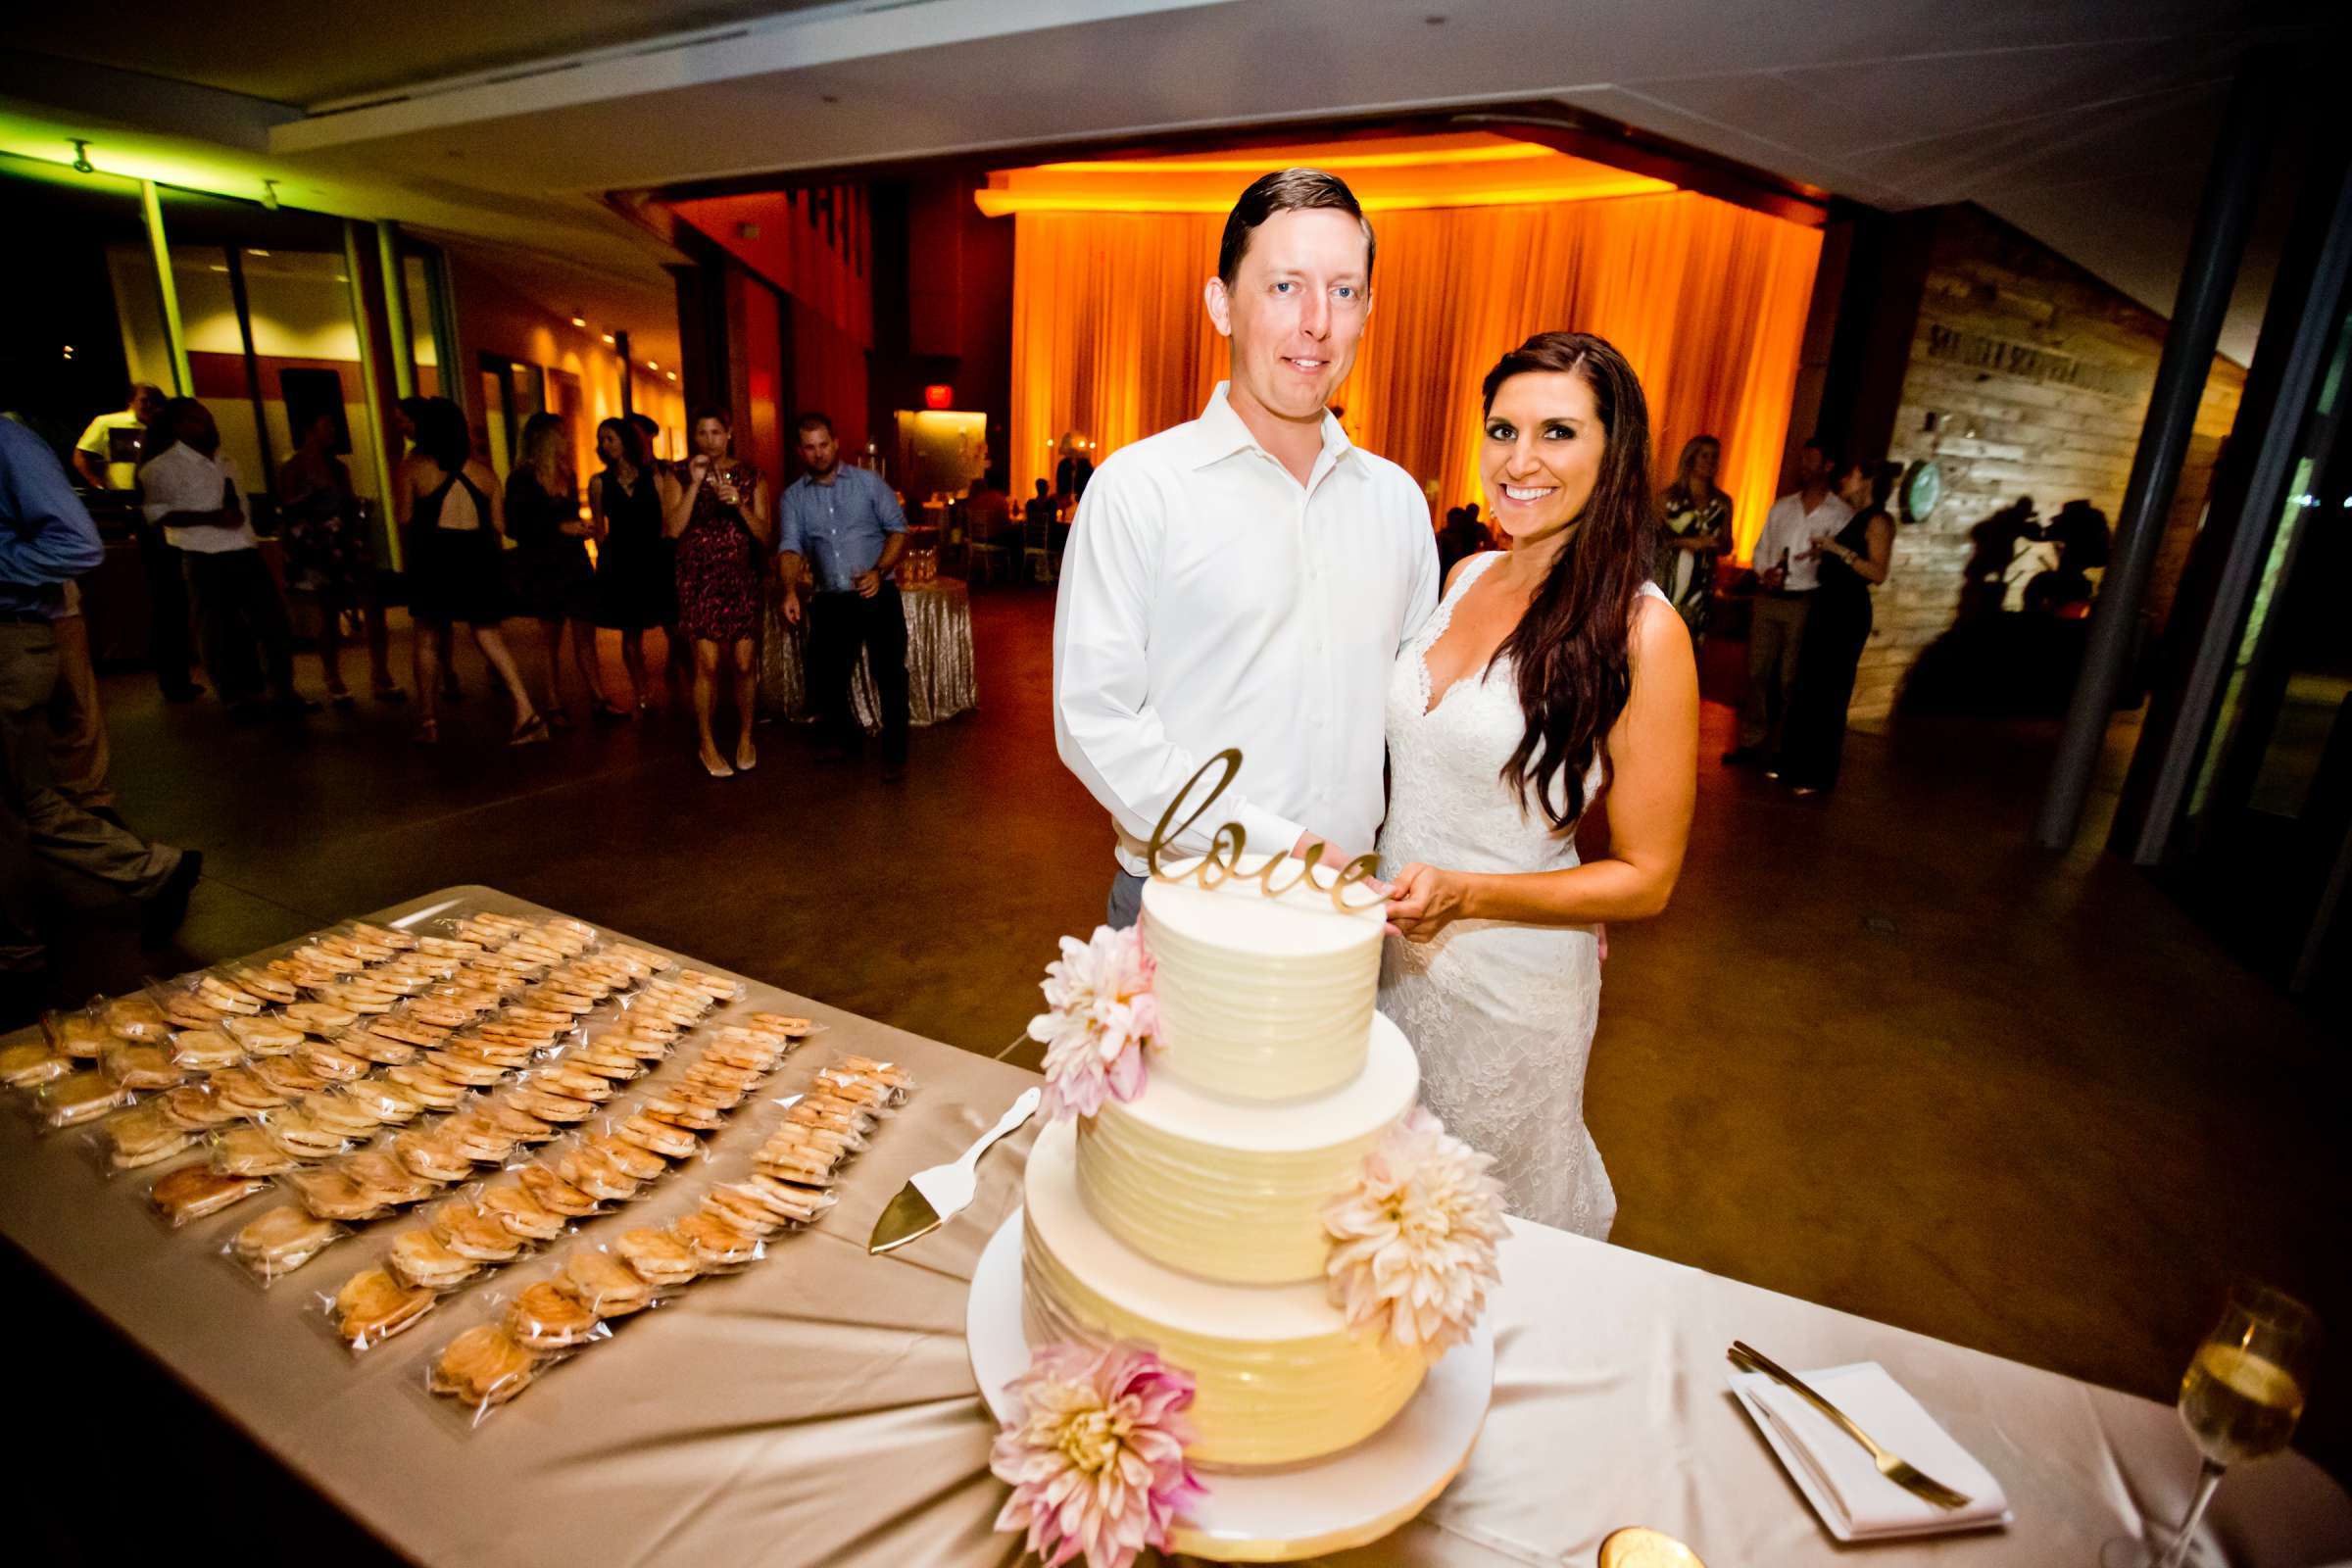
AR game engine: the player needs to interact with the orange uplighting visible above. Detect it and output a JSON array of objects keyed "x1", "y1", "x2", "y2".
[
  {"x1": 975, "y1": 132, "x2": 1672, "y2": 219},
  {"x1": 1001, "y1": 132, "x2": 1820, "y2": 549}
]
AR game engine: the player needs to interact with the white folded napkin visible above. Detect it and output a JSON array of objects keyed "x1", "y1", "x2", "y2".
[{"x1": 1743, "y1": 1361, "x2": 2008, "y2": 1538}]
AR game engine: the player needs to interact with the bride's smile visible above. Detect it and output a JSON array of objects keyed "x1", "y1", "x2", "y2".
[{"x1": 1482, "y1": 370, "x2": 1607, "y2": 557}]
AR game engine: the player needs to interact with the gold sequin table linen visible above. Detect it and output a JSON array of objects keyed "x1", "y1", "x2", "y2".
[{"x1": 759, "y1": 576, "x2": 977, "y2": 732}]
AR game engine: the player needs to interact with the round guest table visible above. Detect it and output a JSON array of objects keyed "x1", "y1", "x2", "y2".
[{"x1": 758, "y1": 576, "x2": 977, "y2": 732}]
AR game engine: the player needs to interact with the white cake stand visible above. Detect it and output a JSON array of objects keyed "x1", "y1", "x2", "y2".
[{"x1": 967, "y1": 1208, "x2": 1494, "y2": 1562}]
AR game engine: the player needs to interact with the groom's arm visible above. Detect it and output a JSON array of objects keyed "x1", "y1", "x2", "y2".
[{"x1": 1053, "y1": 470, "x2": 1304, "y2": 858}]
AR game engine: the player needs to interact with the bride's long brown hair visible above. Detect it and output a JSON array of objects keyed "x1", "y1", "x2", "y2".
[{"x1": 1483, "y1": 331, "x2": 1657, "y2": 833}]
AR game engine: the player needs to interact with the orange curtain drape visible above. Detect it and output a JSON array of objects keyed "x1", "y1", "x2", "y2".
[{"x1": 1010, "y1": 191, "x2": 1819, "y2": 562}]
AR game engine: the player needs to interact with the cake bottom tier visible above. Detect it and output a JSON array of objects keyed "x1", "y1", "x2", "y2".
[{"x1": 1021, "y1": 1118, "x2": 1426, "y2": 1469}]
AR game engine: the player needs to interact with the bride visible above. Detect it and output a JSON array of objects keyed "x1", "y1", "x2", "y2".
[{"x1": 1378, "y1": 331, "x2": 1698, "y2": 1239}]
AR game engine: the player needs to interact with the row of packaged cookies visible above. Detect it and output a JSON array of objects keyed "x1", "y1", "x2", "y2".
[
  {"x1": 133, "y1": 955, "x2": 698, "y2": 1228},
  {"x1": 314, "y1": 1013, "x2": 815, "y2": 1341},
  {"x1": 421, "y1": 1056, "x2": 914, "y2": 1422}
]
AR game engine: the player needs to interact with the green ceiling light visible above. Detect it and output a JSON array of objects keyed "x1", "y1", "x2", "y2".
[{"x1": 69, "y1": 139, "x2": 93, "y2": 173}]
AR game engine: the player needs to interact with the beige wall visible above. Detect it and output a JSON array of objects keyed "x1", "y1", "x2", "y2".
[
  {"x1": 1857, "y1": 206, "x2": 2245, "y2": 720},
  {"x1": 447, "y1": 253, "x2": 688, "y2": 490}
]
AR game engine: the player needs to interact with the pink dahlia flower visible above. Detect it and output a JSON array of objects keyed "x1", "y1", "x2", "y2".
[
  {"x1": 1323, "y1": 1106, "x2": 1506, "y2": 1357},
  {"x1": 990, "y1": 1342, "x2": 1206, "y2": 1568},
  {"x1": 1026, "y1": 926, "x2": 1159, "y2": 1120}
]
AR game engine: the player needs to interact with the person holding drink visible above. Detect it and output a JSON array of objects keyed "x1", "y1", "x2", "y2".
[{"x1": 664, "y1": 407, "x2": 769, "y2": 778}]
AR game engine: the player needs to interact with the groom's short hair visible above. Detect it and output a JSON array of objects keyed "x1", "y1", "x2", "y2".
[{"x1": 1216, "y1": 168, "x2": 1375, "y2": 288}]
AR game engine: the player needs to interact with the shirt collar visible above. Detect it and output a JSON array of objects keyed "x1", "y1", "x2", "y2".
[{"x1": 1182, "y1": 381, "x2": 1351, "y2": 473}]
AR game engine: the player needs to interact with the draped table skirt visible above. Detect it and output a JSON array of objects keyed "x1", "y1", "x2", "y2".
[
  {"x1": 758, "y1": 576, "x2": 977, "y2": 732},
  {"x1": 2, "y1": 886, "x2": 2345, "y2": 1567}
]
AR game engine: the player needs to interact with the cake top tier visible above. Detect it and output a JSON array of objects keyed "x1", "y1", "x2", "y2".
[
  {"x1": 1140, "y1": 856, "x2": 1384, "y2": 1102},
  {"x1": 1141, "y1": 855, "x2": 1386, "y2": 953}
]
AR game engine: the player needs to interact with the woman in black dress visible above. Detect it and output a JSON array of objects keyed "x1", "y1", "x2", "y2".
[
  {"x1": 399, "y1": 399, "x2": 544, "y2": 745},
  {"x1": 507, "y1": 413, "x2": 620, "y2": 726},
  {"x1": 276, "y1": 408, "x2": 404, "y2": 707},
  {"x1": 589, "y1": 416, "x2": 675, "y2": 713},
  {"x1": 1782, "y1": 461, "x2": 1897, "y2": 796}
]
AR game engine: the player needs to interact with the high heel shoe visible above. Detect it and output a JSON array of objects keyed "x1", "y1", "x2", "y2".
[
  {"x1": 699, "y1": 750, "x2": 735, "y2": 779},
  {"x1": 509, "y1": 713, "x2": 551, "y2": 747},
  {"x1": 734, "y1": 738, "x2": 758, "y2": 772}
]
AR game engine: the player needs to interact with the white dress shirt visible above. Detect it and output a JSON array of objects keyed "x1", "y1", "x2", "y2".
[
  {"x1": 1054, "y1": 382, "x2": 1440, "y2": 874},
  {"x1": 1752, "y1": 490, "x2": 1853, "y2": 593},
  {"x1": 139, "y1": 444, "x2": 259, "y2": 554}
]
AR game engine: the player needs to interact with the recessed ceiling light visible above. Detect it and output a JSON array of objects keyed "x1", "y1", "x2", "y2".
[
  {"x1": 647, "y1": 361, "x2": 659, "y2": 370},
  {"x1": 248, "y1": 248, "x2": 270, "y2": 258},
  {"x1": 209, "y1": 264, "x2": 227, "y2": 272},
  {"x1": 570, "y1": 316, "x2": 586, "y2": 327},
  {"x1": 601, "y1": 333, "x2": 615, "y2": 345},
  {"x1": 665, "y1": 371, "x2": 677, "y2": 381}
]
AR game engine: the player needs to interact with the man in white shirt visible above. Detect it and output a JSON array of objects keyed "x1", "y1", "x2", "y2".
[
  {"x1": 75, "y1": 382, "x2": 201, "y2": 701},
  {"x1": 137, "y1": 399, "x2": 314, "y2": 721},
  {"x1": 1728, "y1": 438, "x2": 1852, "y2": 771},
  {"x1": 1054, "y1": 169, "x2": 1440, "y2": 926}
]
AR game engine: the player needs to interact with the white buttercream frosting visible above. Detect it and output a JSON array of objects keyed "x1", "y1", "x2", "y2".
[
  {"x1": 1022, "y1": 1119, "x2": 1426, "y2": 1468},
  {"x1": 1076, "y1": 1012, "x2": 1417, "y2": 1285},
  {"x1": 1140, "y1": 858, "x2": 1384, "y2": 1102}
]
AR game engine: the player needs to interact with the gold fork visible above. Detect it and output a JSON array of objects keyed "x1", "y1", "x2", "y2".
[{"x1": 1729, "y1": 1341, "x2": 1974, "y2": 1510}]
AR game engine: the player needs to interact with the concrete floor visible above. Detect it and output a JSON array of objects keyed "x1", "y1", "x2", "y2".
[{"x1": 24, "y1": 586, "x2": 2350, "y2": 1484}]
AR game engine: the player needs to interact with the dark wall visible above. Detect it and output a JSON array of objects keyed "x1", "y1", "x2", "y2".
[
  {"x1": 866, "y1": 173, "x2": 1014, "y2": 485},
  {"x1": 0, "y1": 163, "x2": 145, "y2": 458}
]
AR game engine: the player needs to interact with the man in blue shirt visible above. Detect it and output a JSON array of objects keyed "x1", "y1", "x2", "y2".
[
  {"x1": 0, "y1": 417, "x2": 200, "y2": 1016},
  {"x1": 777, "y1": 413, "x2": 912, "y2": 779}
]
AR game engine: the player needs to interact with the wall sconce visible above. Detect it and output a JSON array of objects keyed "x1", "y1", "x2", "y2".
[{"x1": 70, "y1": 139, "x2": 94, "y2": 173}]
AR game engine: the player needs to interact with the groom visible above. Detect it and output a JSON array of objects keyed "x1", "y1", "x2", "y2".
[{"x1": 1053, "y1": 168, "x2": 1439, "y2": 927}]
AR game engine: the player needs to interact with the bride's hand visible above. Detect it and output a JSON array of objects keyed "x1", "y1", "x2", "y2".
[{"x1": 1385, "y1": 862, "x2": 1466, "y2": 944}]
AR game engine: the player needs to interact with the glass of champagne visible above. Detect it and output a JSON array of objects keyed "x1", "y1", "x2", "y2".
[{"x1": 2100, "y1": 1281, "x2": 2319, "y2": 1568}]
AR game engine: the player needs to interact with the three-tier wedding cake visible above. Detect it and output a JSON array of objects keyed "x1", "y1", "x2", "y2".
[{"x1": 1017, "y1": 855, "x2": 1502, "y2": 1470}]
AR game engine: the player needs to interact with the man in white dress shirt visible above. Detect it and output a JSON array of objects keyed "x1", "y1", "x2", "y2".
[
  {"x1": 1727, "y1": 437, "x2": 1851, "y2": 771},
  {"x1": 1054, "y1": 169, "x2": 1440, "y2": 927}
]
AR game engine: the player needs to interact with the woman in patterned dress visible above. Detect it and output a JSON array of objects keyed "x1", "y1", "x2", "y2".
[
  {"x1": 664, "y1": 407, "x2": 769, "y2": 777},
  {"x1": 1653, "y1": 434, "x2": 1733, "y2": 638}
]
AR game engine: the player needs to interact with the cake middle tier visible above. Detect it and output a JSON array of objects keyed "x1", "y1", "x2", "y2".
[
  {"x1": 1141, "y1": 861, "x2": 1385, "y2": 1102},
  {"x1": 1077, "y1": 1010, "x2": 1418, "y2": 1285},
  {"x1": 1022, "y1": 1118, "x2": 1427, "y2": 1470}
]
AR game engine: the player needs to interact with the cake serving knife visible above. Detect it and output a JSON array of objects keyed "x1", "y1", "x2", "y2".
[{"x1": 867, "y1": 1086, "x2": 1042, "y2": 1255}]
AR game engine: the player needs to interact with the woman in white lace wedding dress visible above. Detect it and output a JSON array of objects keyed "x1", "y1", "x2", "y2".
[{"x1": 1378, "y1": 333, "x2": 1698, "y2": 1239}]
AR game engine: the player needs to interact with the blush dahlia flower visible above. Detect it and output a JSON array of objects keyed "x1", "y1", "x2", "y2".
[
  {"x1": 1026, "y1": 926, "x2": 1158, "y2": 1120},
  {"x1": 990, "y1": 1342, "x2": 1206, "y2": 1568},
  {"x1": 1323, "y1": 1106, "x2": 1506, "y2": 1357}
]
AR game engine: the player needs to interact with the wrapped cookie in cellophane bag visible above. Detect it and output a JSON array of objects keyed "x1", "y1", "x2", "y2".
[
  {"x1": 318, "y1": 1260, "x2": 439, "y2": 1353},
  {"x1": 89, "y1": 1100, "x2": 195, "y2": 1175},
  {"x1": 420, "y1": 1320, "x2": 562, "y2": 1429},
  {"x1": 34, "y1": 1069, "x2": 130, "y2": 1132},
  {"x1": 148, "y1": 1164, "x2": 270, "y2": 1229},
  {"x1": 40, "y1": 997, "x2": 109, "y2": 1059},
  {"x1": 224, "y1": 1203, "x2": 349, "y2": 1285},
  {"x1": 99, "y1": 1032, "x2": 187, "y2": 1097},
  {"x1": 0, "y1": 1035, "x2": 73, "y2": 1092}
]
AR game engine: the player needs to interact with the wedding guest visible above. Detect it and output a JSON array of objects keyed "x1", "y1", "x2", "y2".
[
  {"x1": 1782, "y1": 461, "x2": 1896, "y2": 797},
  {"x1": 1054, "y1": 167, "x2": 1436, "y2": 926},
  {"x1": 1, "y1": 416, "x2": 200, "y2": 1018},
  {"x1": 398, "y1": 399, "x2": 543, "y2": 746},
  {"x1": 779, "y1": 411, "x2": 909, "y2": 781},
  {"x1": 588, "y1": 416, "x2": 668, "y2": 714},
  {"x1": 664, "y1": 406, "x2": 768, "y2": 777},
  {"x1": 276, "y1": 408, "x2": 404, "y2": 708},
  {"x1": 1438, "y1": 504, "x2": 1489, "y2": 578},
  {"x1": 44, "y1": 581, "x2": 116, "y2": 816},
  {"x1": 966, "y1": 468, "x2": 1012, "y2": 544},
  {"x1": 1054, "y1": 437, "x2": 1094, "y2": 506},
  {"x1": 507, "y1": 413, "x2": 616, "y2": 726},
  {"x1": 1725, "y1": 437, "x2": 1849, "y2": 772},
  {"x1": 1655, "y1": 434, "x2": 1733, "y2": 637},
  {"x1": 138, "y1": 398, "x2": 317, "y2": 722},
  {"x1": 394, "y1": 396, "x2": 462, "y2": 704},
  {"x1": 77, "y1": 383, "x2": 198, "y2": 702},
  {"x1": 627, "y1": 412, "x2": 691, "y2": 706}
]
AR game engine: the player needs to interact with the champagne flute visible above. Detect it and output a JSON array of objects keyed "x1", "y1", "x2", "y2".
[{"x1": 2099, "y1": 1281, "x2": 2319, "y2": 1568}]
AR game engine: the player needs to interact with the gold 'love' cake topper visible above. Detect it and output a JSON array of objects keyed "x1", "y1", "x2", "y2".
[{"x1": 1145, "y1": 749, "x2": 1386, "y2": 913}]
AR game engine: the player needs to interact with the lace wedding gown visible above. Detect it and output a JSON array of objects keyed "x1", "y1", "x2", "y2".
[{"x1": 1378, "y1": 552, "x2": 1662, "y2": 1239}]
